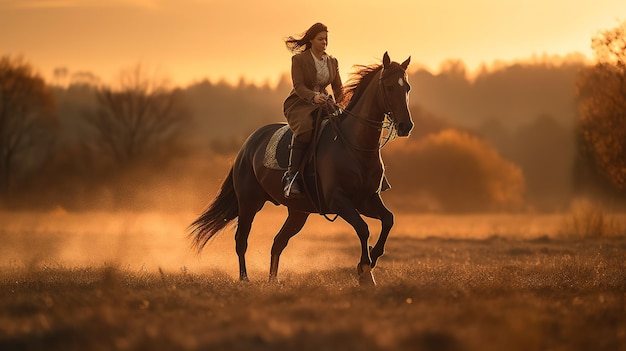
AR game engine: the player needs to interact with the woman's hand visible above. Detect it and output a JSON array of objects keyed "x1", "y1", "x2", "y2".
[{"x1": 313, "y1": 93, "x2": 328, "y2": 104}]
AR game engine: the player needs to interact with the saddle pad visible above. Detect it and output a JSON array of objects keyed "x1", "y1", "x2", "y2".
[{"x1": 263, "y1": 125, "x2": 292, "y2": 170}]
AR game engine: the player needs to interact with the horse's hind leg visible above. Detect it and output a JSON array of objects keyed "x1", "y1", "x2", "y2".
[
  {"x1": 235, "y1": 206, "x2": 256, "y2": 281},
  {"x1": 234, "y1": 192, "x2": 266, "y2": 282},
  {"x1": 269, "y1": 209, "x2": 309, "y2": 282}
]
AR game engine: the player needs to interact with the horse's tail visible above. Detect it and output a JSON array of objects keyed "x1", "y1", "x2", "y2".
[{"x1": 189, "y1": 168, "x2": 238, "y2": 252}]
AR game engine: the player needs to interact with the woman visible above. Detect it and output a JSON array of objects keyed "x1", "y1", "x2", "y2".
[{"x1": 282, "y1": 22, "x2": 344, "y2": 199}]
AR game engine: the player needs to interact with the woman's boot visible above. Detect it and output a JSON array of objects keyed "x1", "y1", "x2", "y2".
[{"x1": 282, "y1": 139, "x2": 308, "y2": 198}]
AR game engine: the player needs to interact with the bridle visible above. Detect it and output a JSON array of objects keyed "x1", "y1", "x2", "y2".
[{"x1": 324, "y1": 66, "x2": 406, "y2": 152}]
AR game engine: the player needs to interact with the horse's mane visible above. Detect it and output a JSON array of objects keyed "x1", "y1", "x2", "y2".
[{"x1": 340, "y1": 64, "x2": 383, "y2": 110}]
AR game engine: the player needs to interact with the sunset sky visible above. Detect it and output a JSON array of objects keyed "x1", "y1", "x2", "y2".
[{"x1": 1, "y1": 0, "x2": 624, "y2": 87}]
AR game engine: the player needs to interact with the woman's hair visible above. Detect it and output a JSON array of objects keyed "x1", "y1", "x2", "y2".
[{"x1": 284, "y1": 23, "x2": 328, "y2": 54}]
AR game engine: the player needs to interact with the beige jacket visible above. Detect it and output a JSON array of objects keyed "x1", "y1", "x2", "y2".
[{"x1": 283, "y1": 49, "x2": 343, "y2": 136}]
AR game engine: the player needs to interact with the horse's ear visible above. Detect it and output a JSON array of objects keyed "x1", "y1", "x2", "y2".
[
  {"x1": 383, "y1": 52, "x2": 390, "y2": 68},
  {"x1": 401, "y1": 56, "x2": 411, "y2": 70}
]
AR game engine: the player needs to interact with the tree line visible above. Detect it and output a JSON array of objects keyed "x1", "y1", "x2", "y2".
[{"x1": 1, "y1": 22, "x2": 625, "y2": 212}]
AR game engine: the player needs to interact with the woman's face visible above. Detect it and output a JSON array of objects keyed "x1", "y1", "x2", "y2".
[{"x1": 310, "y1": 31, "x2": 328, "y2": 52}]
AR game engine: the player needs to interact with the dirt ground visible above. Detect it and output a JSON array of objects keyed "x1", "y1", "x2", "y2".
[{"x1": 0, "y1": 209, "x2": 625, "y2": 351}]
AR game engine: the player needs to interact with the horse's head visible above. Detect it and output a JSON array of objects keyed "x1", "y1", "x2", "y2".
[{"x1": 380, "y1": 52, "x2": 413, "y2": 137}]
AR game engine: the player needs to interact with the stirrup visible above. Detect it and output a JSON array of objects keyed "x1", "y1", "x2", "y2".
[{"x1": 283, "y1": 171, "x2": 303, "y2": 199}]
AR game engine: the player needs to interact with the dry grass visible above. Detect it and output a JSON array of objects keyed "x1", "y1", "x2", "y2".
[
  {"x1": 0, "y1": 210, "x2": 625, "y2": 351},
  {"x1": 559, "y1": 199, "x2": 626, "y2": 238}
]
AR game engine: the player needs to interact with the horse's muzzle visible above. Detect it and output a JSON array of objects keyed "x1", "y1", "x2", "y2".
[{"x1": 397, "y1": 122, "x2": 413, "y2": 137}]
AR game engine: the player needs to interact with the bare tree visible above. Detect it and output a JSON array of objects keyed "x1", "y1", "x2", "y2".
[
  {"x1": 0, "y1": 56, "x2": 55, "y2": 196},
  {"x1": 576, "y1": 21, "x2": 626, "y2": 191},
  {"x1": 87, "y1": 65, "x2": 188, "y2": 165}
]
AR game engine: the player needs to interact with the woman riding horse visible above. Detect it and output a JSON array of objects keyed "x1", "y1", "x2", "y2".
[
  {"x1": 282, "y1": 23, "x2": 344, "y2": 199},
  {"x1": 190, "y1": 50, "x2": 413, "y2": 286}
]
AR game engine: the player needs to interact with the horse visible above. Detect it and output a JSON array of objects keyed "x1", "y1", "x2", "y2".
[{"x1": 189, "y1": 52, "x2": 413, "y2": 286}]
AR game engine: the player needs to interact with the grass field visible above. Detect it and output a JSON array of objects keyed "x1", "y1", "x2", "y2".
[{"x1": 1, "y1": 209, "x2": 625, "y2": 351}]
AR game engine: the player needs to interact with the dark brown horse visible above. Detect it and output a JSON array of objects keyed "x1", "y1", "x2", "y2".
[{"x1": 189, "y1": 52, "x2": 413, "y2": 285}]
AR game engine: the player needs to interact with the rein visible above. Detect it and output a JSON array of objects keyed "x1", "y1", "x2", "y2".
[{"x1": 339, "y1": 106, "x2": 385, "y2": 131}]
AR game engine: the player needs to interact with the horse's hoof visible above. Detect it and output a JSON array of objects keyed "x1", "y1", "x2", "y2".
[{"x1": 357, "y1": 263, "x2": 376, "y2": 287}]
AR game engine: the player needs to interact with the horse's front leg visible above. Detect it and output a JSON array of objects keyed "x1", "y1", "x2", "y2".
[
  {"x1": 359, "y1": 193, "x2": 394, "y2": 269},
  {"x1": 334, "y1": 196, "x2": 376, "y2": 286}
]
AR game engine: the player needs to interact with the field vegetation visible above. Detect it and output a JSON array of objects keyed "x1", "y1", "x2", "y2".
[{"x1": 1, "y1": 209, "x2": 625, "y2": 351}]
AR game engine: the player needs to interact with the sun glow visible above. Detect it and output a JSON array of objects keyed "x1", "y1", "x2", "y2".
[{"x1": 0, "y1": 0, "x2": 624, "y2": 87}]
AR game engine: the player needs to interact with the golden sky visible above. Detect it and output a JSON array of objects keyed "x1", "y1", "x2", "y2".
[{"x1": 1, "y1": 0, "x2": 624, "y2": 87}]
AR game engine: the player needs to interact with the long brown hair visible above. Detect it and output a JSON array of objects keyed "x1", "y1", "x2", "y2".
[{"x1": 284, "y1": 23, "x2": 328, "y2": 54}]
